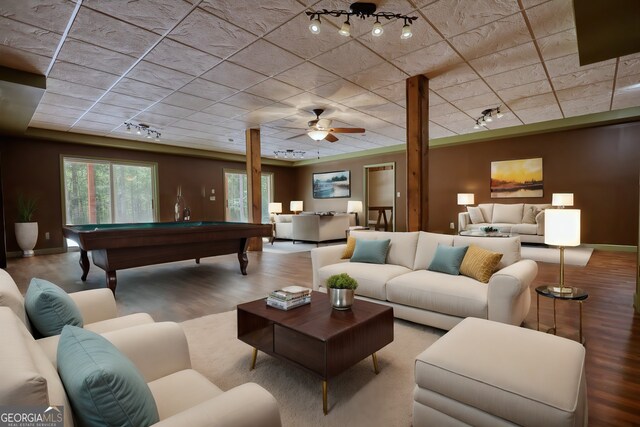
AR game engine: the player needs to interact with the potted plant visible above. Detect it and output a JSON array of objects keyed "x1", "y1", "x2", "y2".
[
  {"x1": 326, "y1": 273, "x2": 358, "y2": 310},
  {"x1": 15, "y1": 194, "x2": 38, "y2": 257}
]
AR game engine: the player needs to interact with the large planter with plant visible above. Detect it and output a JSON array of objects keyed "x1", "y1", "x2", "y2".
[
  {"x1": 15, "y1": 195, "x2": 38, "y2": 257},
  {"x1": 326, "y1": 273, "x2": 358, "y2": 310}
]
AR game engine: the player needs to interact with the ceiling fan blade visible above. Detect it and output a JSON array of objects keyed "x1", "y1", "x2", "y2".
[
  {"x1": 286, "y1": 133, "x2": 308, "y2": 140},
  {"x1": 324, "y1": 133, "x2": 339, "y2": 143},
  {"x1": 329, "y1": 127, "x2": 366, "y2": 134}
]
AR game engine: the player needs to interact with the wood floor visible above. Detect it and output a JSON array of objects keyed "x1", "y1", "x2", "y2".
[{"x1": 5, "y1": 247, "x2": 639, "y2": 426}]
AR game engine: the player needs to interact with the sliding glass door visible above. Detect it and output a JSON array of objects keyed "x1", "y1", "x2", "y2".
[{"x1": 224, "y1": 170, "x2": 273, "y2": 223}]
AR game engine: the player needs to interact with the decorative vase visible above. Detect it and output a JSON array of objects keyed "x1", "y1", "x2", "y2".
[
  {"x1": 15, "y1": 222, "x2": 38, "y2": 257},
  {"x1": 329, "y1": 288, "x2": 355, "y2": 310}
]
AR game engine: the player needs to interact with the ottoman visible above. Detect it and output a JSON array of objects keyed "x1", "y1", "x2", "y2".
[{"x1": 413, "y1": 317, "x2": 587, "y2": 427}]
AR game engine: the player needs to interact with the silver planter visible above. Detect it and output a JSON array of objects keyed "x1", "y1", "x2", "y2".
[{"x1": 329, "y1": 288, "x2": 355, "y2": 310}]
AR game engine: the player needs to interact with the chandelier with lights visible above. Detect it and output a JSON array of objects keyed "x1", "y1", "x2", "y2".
[
  {"x1": 124, "y1": 122, "x2": 161, "y2": 141},
  {"x1": 307, "y1": 2, "x2": 418, "y2": 39},
  {"x1": 274, "y1": 149, "x2": 305, "y2": 159},
  {"x1": 473, "y1": 107, "x2": 503, "y2": 130}
]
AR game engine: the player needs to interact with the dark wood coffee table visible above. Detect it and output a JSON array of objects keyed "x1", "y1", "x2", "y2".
[{"x1": 237, "y1": 291, "x2": 394, "y2": 414}]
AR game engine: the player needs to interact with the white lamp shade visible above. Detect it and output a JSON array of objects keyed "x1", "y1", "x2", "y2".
[
  {"x1": 457, "y1": 193, "x2": 475, "y2": 205},
  {"x1": 307, "y1": 130, "x2": 329, "y2": 141},
  {"x1": 347, "y1": 200, "x2": 363, "y2": 213},
  {"x1": 268, "y1": 202, "x2": 282, "y2": 214},
  {"x1": 552, "y1": 193, "x2": 574, "y2": 207},
  {"x1": 545, "y1": 209, "x2": 580, "y2": 246},
  {"x1": 290, "y1": 201, "x2": 303, "y2": 212}
]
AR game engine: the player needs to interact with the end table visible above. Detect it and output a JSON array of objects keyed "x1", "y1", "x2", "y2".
[{"x1": 535, "y1": 285, "x2": 588, "y2": 344}]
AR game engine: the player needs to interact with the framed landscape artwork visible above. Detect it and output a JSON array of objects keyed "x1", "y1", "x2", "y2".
[
  {"x1": 313, "y1": 170, "x2": 351, "y2": 199},
  {"x1": 490, "y1": 158, "x2": 543, "y2": 198}
]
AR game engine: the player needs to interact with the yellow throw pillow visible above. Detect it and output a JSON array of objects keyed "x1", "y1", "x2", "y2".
[
  {"x1": 459, "y1": 245, "x2": 503, "y2": 283},
  {"x1": 341, "y1": 236, "x2": 357, "y2": 259}
]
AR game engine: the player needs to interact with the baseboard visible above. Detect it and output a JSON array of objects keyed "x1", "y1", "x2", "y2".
[
  {"x1": 582, "y1": 244, "x2": 637, "y2": 252},
  {"x1": 7, "y1": 247, "x2": 67, "y2": 258}
]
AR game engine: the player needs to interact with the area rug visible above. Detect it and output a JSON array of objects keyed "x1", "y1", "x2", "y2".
[
  {"x1": 263, "y1": 240, "x2": 341, "y2": 254},
  {"x1": 521, "y1": 246, "x2": 593, "y2": 266},
  {"x1": 181, "y1": 310, "x2": 443, "y2": 426}
]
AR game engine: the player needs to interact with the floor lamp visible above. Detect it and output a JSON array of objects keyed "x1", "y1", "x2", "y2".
[{"x1": 544, "y1": 208, "x2": 581, "y2": 294}]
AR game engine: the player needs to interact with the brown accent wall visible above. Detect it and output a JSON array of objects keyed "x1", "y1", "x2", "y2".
[
  {"x1": 0, "y1": 136, "x2": 295, "y2": 252},
  {"x1": 429, "y1": 122, "x2": 640, "y2": 245},
  {"x1": 293, "y1": 152, "x2": 407, "y2": 231}
]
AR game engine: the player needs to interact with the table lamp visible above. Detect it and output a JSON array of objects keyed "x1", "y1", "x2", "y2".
[
  {"x1": 457, "y1": 193, "x2": 474, "y2": 207},
  {"x1": 290, "y1": 201, "x2": 303, "y2": 214},
  {"x1": 552, "y1": 193, "x2": 574, "y2": 208},
  {"x1": 545, "y1": 208, "x2": 581, "y2": 294},
  {"x1": 268, "y1": 202, "x2": 282, "y2": 223},
  {"x1": 347, "y1": 200, "x2": 363, "y2": 226}
]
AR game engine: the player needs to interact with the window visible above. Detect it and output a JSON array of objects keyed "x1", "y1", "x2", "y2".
[
  {"x1": 224, "y1": 170, "x2": 273, "y2": 223},
  {"x1": 63, "y1": 157, "x2": 157, "y2": 226}
]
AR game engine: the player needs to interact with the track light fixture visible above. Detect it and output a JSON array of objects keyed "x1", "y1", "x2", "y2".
[
  {"x1": 473, "y1": 107, "x2": 503, "y2": 130},
  {"x1": 307, "y1": 2, "x2": 418, "y2": 40},
  {"x1": 274, "y1": 149, "x2": 305, "y2": 159},
  {"x1": 124, "y1": 122, "x2": 161, "y2": 141}
]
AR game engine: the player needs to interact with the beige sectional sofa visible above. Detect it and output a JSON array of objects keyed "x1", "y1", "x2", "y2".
[
  {"x1": 274, "y1": 213, "x2": 354, "y2": 243},
  {"x1": 458, "y1": 203, "x2": 551, "y2": 244},
  {"x1": 311, "y1": 230, "x2": 537, "y2": 331}
]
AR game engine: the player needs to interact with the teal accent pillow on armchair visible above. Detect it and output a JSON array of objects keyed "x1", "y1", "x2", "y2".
[
  {"x1": 350, "y1": 239, "x2": 391, "y2": 264},
  {"x1": 428, "y1": 244, "x2": 469, "y2": 275},
  {"x1": 57, "y1": 325, "x2": 159, "y2": 427},
  {"x1": 24, "y1": 278, "x2": 83, "y2": 337}
]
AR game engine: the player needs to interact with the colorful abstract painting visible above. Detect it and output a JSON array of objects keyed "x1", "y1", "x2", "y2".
[{"x1": 490, "y1": 158, "x2": 543, "y2": 198}]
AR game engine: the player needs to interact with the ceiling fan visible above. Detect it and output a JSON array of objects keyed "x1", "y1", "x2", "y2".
[{"x1": 287, "y1": 109, "x2": 365, "y2": 143}]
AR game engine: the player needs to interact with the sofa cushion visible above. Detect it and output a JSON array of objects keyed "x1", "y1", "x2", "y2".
[
  {"x1": 467, "y1": 206, "x2": 485, "y2": 224},
  {"x1": 511, "y1": 223, "x2": 538, "y2": 235},
  {"x1": 492, "y1": 204, "x2": 524, "y2": 224},
  {"x1": 386, "y1": 270, "x2": 488, "y2": 319},
  {"x1": 478, "y1": 204, "x2": 494, "y2": 225},
  {"x1": 25, "y1": 278, "x2": 83, "y2": 337},
  {"x1": 57, "y1": 325, "x2": 159, "y2": 427},
  {"x1": 148, "y1": 370, "x2": 223, "y2": 420},
  {"x1": 459, "y1": 245, "x2": 503, "y2": 283},
  {"x1": 351, "y1": 239, "x2": 390, "y2": 264},
  {"x1": 351, "y1": 231, "x2": 419, "y2": 269},
  {"x1": 428, "y1": 244, "x2": 469, "y2": 275},
  {"x1": 453, "y1": 235, "x2": 521, "y2": 269},
  {"x1": 341, "y1": 236, "x2": 356, "y2": 259},
  {"x1": 522, "y1": 205, "x2": 539, "y2": 224},
  {"x1": 413, "y1": 232, "x2": 455, "y2": 270},
  {"x1": 0, "y1": 269, "x2": 30, "y2": 329},
  {"x1": 317, "y1": 263, "x2": 411, "y2": 300}
]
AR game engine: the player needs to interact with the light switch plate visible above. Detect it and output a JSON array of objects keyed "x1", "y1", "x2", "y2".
[
  {"x1": 397, "y1": 192, "x2": 400, "y2": 197},
  {"x1": 209, "y1": 196, "x2": 216, "y2": 201}
]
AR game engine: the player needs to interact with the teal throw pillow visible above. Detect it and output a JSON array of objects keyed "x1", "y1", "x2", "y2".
[
  {"x1": 350, "y1": 239, "x2": 391, "y2": 264},
  {"x1": 24, "y1": 278, "x2": 83, "y2": 337},
  {"x1": 427, "y1": 244, "x2": 469, "y2": 275},
  {"x1": 57, "y1": 325, "x2": 159, "y2": 427}
]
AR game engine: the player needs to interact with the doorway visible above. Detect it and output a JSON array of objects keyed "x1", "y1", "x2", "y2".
[{"x1": 364, "y1": 163, "x2": 395, "y2": 231}]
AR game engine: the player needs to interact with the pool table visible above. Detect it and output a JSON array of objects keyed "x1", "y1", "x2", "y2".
[{"x1": 62, "y1": 221, "x2": 272, "y2": 293}]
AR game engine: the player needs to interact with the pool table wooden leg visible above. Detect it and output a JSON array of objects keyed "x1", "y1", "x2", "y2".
[
  {"x1": 106, "y1": 271, "x2": 117, "y2": 294},
  {"x1": 195, "y1": 258, "x2": 200, "y2": 264},
  {"x1": 238, "y1": 238, "x2": 248, "y2": 275},
  {"x1": 79, "y1": 250, "x2": 90, "y2": 281}
]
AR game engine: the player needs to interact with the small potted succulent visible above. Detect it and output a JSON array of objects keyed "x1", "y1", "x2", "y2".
[{"x1": 326, "y1": 273, "x2": 358, "y2": 310}]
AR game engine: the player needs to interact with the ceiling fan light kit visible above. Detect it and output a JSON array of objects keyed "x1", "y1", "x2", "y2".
[
  {"x1": 307, "y1": 2, "x2": 417, "y2": 40},
  {"x1": 473, "y1": 107, "x2": 503, "y2": 130},
  {"x1": 124, "y1": 122, "x2": 161, "y2": 141}
]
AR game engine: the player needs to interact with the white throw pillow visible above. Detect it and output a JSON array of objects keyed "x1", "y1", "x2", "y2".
[
  {"x1": 492, "y1": 204, "x2": 524, "y2": 224},
  {"x1": 467, "y1": 206, "x2": 485, "y2": 224}
]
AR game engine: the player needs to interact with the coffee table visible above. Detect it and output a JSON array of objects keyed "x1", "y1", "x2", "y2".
[
  {"x1": 459, "y1": 229, "x2": 513, "y2": 238},
  {"x1": 237, "y1": 291, "x2": 394, "y2": 414}
]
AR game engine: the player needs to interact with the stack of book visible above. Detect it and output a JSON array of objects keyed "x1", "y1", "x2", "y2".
[{"x1": 266, "y1": 285, "x2": 312, "y2": 310}]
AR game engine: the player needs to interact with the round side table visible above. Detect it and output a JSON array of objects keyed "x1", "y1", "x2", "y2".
[{"x1": 535, "y1": 285, "x2": 588, "y2": 344}]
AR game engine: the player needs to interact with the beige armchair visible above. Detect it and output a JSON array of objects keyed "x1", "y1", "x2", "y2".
[{"x1": 292, "y1": 214, "x2": 352, "y2": 244}]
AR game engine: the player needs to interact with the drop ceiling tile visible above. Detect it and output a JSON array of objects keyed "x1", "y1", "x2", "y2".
[
  {"x1": 172, "y1": 119, "x2": 218, "y2": 133},
  {"x1": 144, "y1": 38, "x2": 222, "y2": 77},
  {"x1": 429, "y1": 63, "x2": 480, "y2": 90},
  {"x1": 201, "y1": 61, "x2": 268, "y2": 90},
  {"x1": 1, "y1": 0, "x2": 75, "y2": 33},
  {"x1": 146, "y1": 102, "x2": 196, "y2": 119},
  {"x1": 429, "y1": 91, "x2": 447, "y2": 106},
  {"x1": 525, "y1": 0, "x2": 574, "y2": 39},
  {"x1": 358, "y1": 18, "x2": 443, "y2": 61},
  {"x1": 421, "y1": 0, "x2": 521, "y2": 38},
  {"x1": 239, "y1": 103, "x2": 300, "y2": 124},
  {"x1": 437, "y1": 119, "x2": 475, "y2": 134},
  {"x1": 537, "y1": 28, "x2": 577, "y2": 61},
  {"x1": 199, "y1": 0, "x2": 305, "y2": 37},
  {"x1": 545, "y1": 54, "x2": 615, "y2": 78},
  {"x1": 450, "y1": 13, "x2": 530, "y2": 61},
  {"x1": 551, "y1": 64, "x2": 616, "y2": 90},
  {"x1": 46, "y1": 78, "x2": 105, "y2": 101},
  {"x1": 83, "y1": 0, "x2": 193, "y2": 34},
  {"x1": 29, "y1": 121, "x2": 71, "y2": 132},
  {"x1": 392, "y1": 41, "x2": 462, "y2": 77},
  {"x1": 280, "y1": 92, "x2": 335, "y2": 110},
  {"x1": 484, "y1": 63, "x2": 547, "y2": 91},
  {"x1": 616, "y1": 53, "x2": 640, "y2": 78},
  {"x1": 521, "y1": 0, "x2": 548, "y2": 8},
  {"x1": 35, "y1": 103, "x2": 85, "y2": 119},
  {"x1": 222, "y1": 92, "x2": 275, "y2": 110},
  {"x1": 616, "y1": 73, "x2": 640, "y2": 91},
  {"x1": 58, "y1": 39, "x2": 136, "y2": 75},
  {"x1": 245, "y1": 79, "x2": 304, "y2": 101},
  {"x1": 162, "y1": 92, "x2": 216, "y2": 110},
  {"x1": 0, "y1": 16, "x2": 61, "y2": 57},
  {"x1": 133, "y1": 112, "x2": 177, "y2": 127},
  {"x1": 429, "y1": 102, "x2": 461, "y2": 118},
  {"x1": 612, "y1": 85, "x2": 640, "y2": 110},
  {"x1": 453, "y1": 93, "x2": 502, "y2": 113},
  {"x1": 311, "y1": 41, "x2": 385, "y2": 77},
  {"x1": 340, "y1": 92, "x2": 390, "y2": 111},
  {"x1": 81, "y1": 112, "x2": 124, "y2": 126},
  {"x1": 311, "y1": 79, "x2": 368, "y2": 102},
  {"x1": 168, "y1": 8, "x2": 256, "y2": 58},
  {"x1": 509, "y1": 92, "x2": 557, "y2": 110},
  {"x1": 40, "y1": 92, "x2": 96, "y2": 110},
  {"x1": 0, "y1": 45, "x2": 51, "y2": 74},
  {"x1": 229, "y1": 40, "x2": 303, "y2": 77},
  {"x1": 275, "y1": 62, "x2": 339, "y2": 91},
  {"x1": 49, "y1": 62, "x2": 119, "y2": 90},
  {"x1": 180, "y1": 78, "x2": 238, "y2": 101},
  {"x1": 100, "y1": 92, "x2": 156, "y2": 110},
  {"x1": 376, "y1": 81, "x2": 407, "y2": 103},
  {"x1": 69, "y1": 8, "x2": 159, "y2": 57},
  {"x1": 556, "y1": 81, "x2": 613, "y2": 102},
  {"x1": 560, "y1": 95, "x2": 611, "y2": 117},
  {"x1": 429, "y1": 122, "x2": 456, "y2": 139},
  {"x1": 437, "y1": 79, "x2": 492, "y2": 102},
  {"x1": 111, "y1": 78, "x2": 174, "y2": 101},
  {"x1": 89, "y1": 103, "x2": 140, "y2": 120},
  {"x1": 202, "y1": 102, "x2": 249, "y2": 118},
  {"x1": 126, "y1": 61, "x2": 193, "y2": 90},
  {"x1": 348, "y1": 62, "x2": 409, "y2": 91},
  {"x1": 31, "y1": 112, "x2": 77, "y2": 126},
  {"x1": 470, "y1": 42, "x2": 540, "y2": 77},
  {"x1": 218, "y1": 118, "x2": 260, "y2": 131},
  {"x1": 371, "y1": 125, "x2": 406, "y2": 142},
  {"x1": 72, "y1": 119, "x2": 118, "y2": 132},
  {"x1": 185, "y1": 111, "x2": 227, "y2": 125},
  {"x1": 364, "y1": 103, "x2": 406, "y2": 125},
  {"x1": 497, "y1": 80, "x2": 552, "y2": 104}
]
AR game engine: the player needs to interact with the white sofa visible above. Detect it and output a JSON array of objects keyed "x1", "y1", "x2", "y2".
[
  {"x1": 274, "y1": 213, "x2": 355, "y2": 244},
  {"x1": 311, "y1": 231, "x2": 538, "y2": 331},
  {"x1": 458, "y1": 203, "x2": 551, "y2": 244}
]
